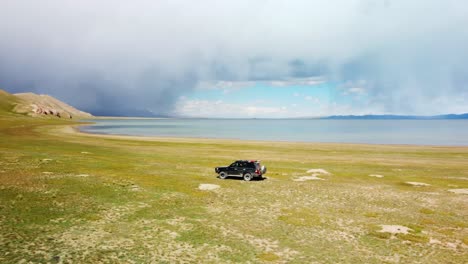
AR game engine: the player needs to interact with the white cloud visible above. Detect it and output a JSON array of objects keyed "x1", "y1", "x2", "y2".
[
  {"x1": 196, "y1": 77, "x2": 326, "y2": 91},
  {"x1": 175, "y1": 98, "x2": 290, "y2": 118},
  {"x1": 304, "y1": 96, "x2": 320, "y2": 103},
  {"x1": 266, "y1": 77, "x2": 326, "y2": 87},
  {"x1": 175, "y1": 97, "x2": 381, "y2": 118},
  {"x1": 348, "y1": 87, "x2": 365, "y2": 94}
]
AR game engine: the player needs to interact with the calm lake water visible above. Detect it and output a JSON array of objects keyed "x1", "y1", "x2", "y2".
[{"x1": 80, "y1": 119, "x2": 468, "y2": 146}]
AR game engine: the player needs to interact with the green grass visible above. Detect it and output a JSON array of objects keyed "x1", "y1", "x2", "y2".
[
  {"x1": 0, "y1": 90, "x2": 19, "y2": 113},
  {"x1": 0, "y1": 108, "x2": 467, "y2": 263}
]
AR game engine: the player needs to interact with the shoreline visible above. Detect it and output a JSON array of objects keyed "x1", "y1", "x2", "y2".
[{"x1": 51, "y1": 122, "x2": 468, "y2": 149}]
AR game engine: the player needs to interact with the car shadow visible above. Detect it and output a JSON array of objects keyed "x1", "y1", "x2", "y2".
[{"x1": 217, "y1": 176, "x2": 266, "y2": 181}]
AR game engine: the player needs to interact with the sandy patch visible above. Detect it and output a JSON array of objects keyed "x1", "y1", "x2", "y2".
[
  {"x1": 448, "y1": 188, "x2": 468, "y2": 194},
  {"x1": 81, "y1": 151, "x2": 91, "y2": 154},
  {"x1": 42, "y1": 172, "x2": 53, "y2": 175},
  {"x1": 293, "y1": 175, "x2": 324, "y2": 181},
  {"x1": 41, "y1": 159, "x2": 53, "y2": 162},
  {"x1": 379, "y1": 225, "x2": 413, "y2": 234},
  {"x1": 306, "y1": 169, "x2": 331, "y2": 175},
  {"x1": 198, "y1": 184, "x2": 220, "y2": 191},
  {"x1": 76, "y1": 174, "x2": 89, "y2": 177},
  {"x1": 369, "y1": 174, "x2": 384, "y2": 178},
  {"x1": 405, "y1": 182, "x2": 430, "y2": 187}
]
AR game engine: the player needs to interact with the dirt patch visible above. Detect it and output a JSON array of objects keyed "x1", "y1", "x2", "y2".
[
  {"x1": 379, "y1": 225, "x2": 412, "y2": 234},
  {"x1": 369, "y1": 174, "x2": 384, "y2": 178},
  {"x1": 448, "y1": 188, "x2": 468, "y2": 194},
  {"x1": 293, "y1": 175, "x2": 324, "y2": 181},
  {"x1": 293, "y1": 168, "x2": 331, "y2": 181},
  {"x1": 198, "y1": 184, "x2": 220, "y2": 191},
  {"x1": 306, "y1": 169, "x2": 330, "y2": 175},
  {"x1": 405, "y1": 182, "x2": 430, "y2": 187}
]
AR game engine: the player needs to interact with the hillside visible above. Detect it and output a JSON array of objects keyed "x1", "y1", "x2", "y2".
[
  {"x1": 0, "y1": 89, "x2": 21, "y2": 114},
  {"x1": 0, "y1": 89, "x2": 92, "y2": 118}
]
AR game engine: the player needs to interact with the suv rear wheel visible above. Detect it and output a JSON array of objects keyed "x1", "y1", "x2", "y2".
[
  {"x1": 219, "y1": 172, "x2": 228, "y2": 179},
  {"x1": 243, "y1": 173, "x2": 253, "y2": 181}
]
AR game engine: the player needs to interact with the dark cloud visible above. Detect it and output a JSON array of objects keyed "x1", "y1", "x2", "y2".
[{"x1": 0, "y1": 0, "x2": 467, "y2": 116}]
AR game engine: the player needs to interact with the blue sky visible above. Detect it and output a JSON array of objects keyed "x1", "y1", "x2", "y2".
[{"x1": 176, "y1": 79, "x2": 372, "y2": 118}]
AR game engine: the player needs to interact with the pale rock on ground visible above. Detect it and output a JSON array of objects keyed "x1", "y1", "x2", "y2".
[
  {"x1": 294, "y1": 168, "x2": 331, "y2": 181},
  {"x1": 293, "y1": 175, "x2": 324, "y2": 181},
  {"x1": 129, "y1": 185, "x2": 142, "y2": 192},
  {"x1": 198, "y1": 184, "x2": 220, "y2": 191},
  {"x1": 379, "y1": 225, "x2": 413, "y2": 234},
  {"x1": 306, "y1": 169, "x2": 331, "y2": 175},
  {"x1": 448, "y1": 188, "x2": 468, "y2": 194},
  {"x1": 405, "y1": 182, "x2": 430, "y2": 186},
  {"x1": 369, "y1": 174, "x2": 384, "y2": 178}
]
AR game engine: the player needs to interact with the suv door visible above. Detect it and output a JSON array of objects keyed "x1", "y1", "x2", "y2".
[
  {"x1": 228, "y1": 162, "x2": 238, "y2": 175},
  {"x1": 237, "y1": 161, "x2": 247, "y2": 176}
]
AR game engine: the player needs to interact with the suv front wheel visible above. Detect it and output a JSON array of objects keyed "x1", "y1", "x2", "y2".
[
  {"x1": 243, "y1": 173, "x2": 253, "y2": 181},
  {"x1": 219, "y1": 172, "x2": 228, "y2": 179}
]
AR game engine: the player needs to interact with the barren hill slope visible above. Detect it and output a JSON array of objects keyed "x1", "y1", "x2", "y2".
[
  {"x1": 0, "y1": 89, "x2": 20, "y2": 113},
  {"x1": 0, "y1": 89, "x2": 92, "y2": 118}
]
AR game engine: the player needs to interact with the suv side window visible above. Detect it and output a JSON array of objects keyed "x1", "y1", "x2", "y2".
[{"x1": 247, "y1": 162, "x2": 256, "y2": 168}]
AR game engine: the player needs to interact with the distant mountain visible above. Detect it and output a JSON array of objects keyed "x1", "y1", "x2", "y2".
[
  {"x1": 436, "y1": 113, "x2": 468, "y2": 119},
  {"x1": 323, "y1": 114, "x2": 468, "y2": 120},
  {"x1": 0, "y1": 89, "x2": 92, "y2": 118}
]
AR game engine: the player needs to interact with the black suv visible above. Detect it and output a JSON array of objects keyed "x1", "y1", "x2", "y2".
[{"x1": 215, "y1": 160, "x2": 267, "y2": 181}]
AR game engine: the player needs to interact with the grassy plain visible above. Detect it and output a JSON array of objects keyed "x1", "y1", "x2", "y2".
[{"x1": 0, "y1": 105, "x2": 467, "y2": 262}]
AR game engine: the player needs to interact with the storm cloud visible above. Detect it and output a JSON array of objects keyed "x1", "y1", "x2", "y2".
[{"x1": 1, "y1": 0, "x2": 467, "y2": 116}]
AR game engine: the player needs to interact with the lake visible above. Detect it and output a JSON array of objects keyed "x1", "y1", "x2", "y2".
[{"x1": 80, "y1": 118, "x2": 468, "y2": 146}]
